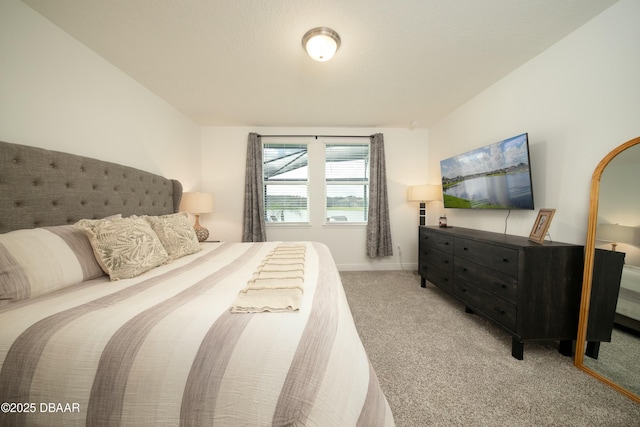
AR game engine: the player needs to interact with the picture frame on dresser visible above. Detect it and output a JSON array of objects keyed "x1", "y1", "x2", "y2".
[{"x1": 529, "y1": 208, "x2": 556, "y2": 243}]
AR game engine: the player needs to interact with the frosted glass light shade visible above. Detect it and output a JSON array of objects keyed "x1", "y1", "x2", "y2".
[{"x1": 302, "y1": 27, "x2": 341, "y2": 62}]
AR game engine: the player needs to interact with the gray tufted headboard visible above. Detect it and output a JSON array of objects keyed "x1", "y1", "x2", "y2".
[{"x1": 0, "y1": 141, "x2": 183, "y2": 233}]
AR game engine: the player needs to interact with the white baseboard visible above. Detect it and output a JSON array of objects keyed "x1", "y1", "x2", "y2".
[{"x1": 336, "y1": 262, "x2": 418, "y2": 272}]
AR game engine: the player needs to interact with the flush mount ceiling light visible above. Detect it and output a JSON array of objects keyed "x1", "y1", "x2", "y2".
[{"x1": 302, "y1": 27, "x2": 341, "y2": 62}]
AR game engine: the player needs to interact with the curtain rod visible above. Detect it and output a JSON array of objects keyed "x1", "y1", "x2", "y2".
[{"x1": 258, "y1": 134, "x2": 372, "y2": 139}]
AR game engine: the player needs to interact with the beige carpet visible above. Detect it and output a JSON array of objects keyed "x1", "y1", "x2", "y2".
[
  {"x1": 340, "y1": 270, "x2": 640, "y2": 426},
  {"x1": 583, "y1": 327, "x2": 640, "y2": 397}
]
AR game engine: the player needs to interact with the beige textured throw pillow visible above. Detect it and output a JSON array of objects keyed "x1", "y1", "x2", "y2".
[
  {"x1": 75, "y1": 216, "x2": 170, "y2": 281},
  {"x1": 144, "y1": 212, "x2": 201, "y2": 260}
]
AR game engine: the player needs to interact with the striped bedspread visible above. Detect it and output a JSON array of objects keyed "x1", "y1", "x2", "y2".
[{"x1": 0, "y1": 242, "x2": 394, "y2": 426}]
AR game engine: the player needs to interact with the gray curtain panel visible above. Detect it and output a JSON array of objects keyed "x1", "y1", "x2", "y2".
[
  {"x1": 242, "y1": 133, "x2": 267, "y2": 242},
  {"x1": 366, "y1": 133, "x2": 393, "y2": 257}
]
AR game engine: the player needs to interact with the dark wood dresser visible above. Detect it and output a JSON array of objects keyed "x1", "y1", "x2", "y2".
[{"x1": 418, "y1": 226, "x2": 584, "y2": 359}]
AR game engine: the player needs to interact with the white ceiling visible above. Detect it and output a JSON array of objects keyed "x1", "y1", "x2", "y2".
[{"x1": 22, "y1": 0, "x2": 618, "y2": 129}]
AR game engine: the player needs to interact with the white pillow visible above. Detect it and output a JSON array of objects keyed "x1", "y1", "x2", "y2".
[
  {"x1": 0, "y1": 225, "x2": 105, "y2": 304},
  {"x1": 75, "y1": 216, "x2": 170, "y2": 281}
]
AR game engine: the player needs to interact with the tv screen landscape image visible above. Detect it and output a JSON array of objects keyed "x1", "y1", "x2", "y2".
[{"x1": 440, "y1": 133, "x2": 534, "y2": 210}]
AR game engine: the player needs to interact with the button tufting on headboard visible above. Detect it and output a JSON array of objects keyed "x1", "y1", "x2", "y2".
[{"x1": 0, "y1": 141, "x2": 183, "y2": 233}]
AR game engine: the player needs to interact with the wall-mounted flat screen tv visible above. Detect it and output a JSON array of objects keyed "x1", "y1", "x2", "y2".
[{"x1": 440, "y1": 133, "x2": 534, "y2": 210}]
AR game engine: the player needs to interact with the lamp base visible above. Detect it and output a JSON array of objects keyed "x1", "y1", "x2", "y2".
[
  {"x1": 194, "y1": 225, "x2": 209, "y2": 242},
  {"x1": 193, "y1": 214, "x2": 209, "y2": 242}
]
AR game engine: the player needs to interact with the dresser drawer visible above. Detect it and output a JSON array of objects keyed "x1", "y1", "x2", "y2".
[
  {"x1": 422, "y1": 263, "x2": 453, "y2": 293},
  {"x1": 454, "y1": 279, "x2": 516, "y2": 331},
  {"x1": 420, "y1": 228, "x2": 453, "y2": 254},
  {"x1": 455, "y1": 257, "x2": 517, "y2": 303},
  {"x1": 420, "y1": 246, "x2": 453, "y2": 274},
  {"x1": 454, "y1": 237, "x2": 518, "y2": 277}
]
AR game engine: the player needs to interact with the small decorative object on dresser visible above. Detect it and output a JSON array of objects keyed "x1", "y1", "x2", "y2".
[
  {"x1": 418, "y1": 225, "x2": 584, "y2": 360},
  {"x1": 528, "y1": 208, "x2": 555, "y2": 243}
]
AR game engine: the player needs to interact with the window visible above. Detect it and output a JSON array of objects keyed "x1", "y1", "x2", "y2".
[
  {"x1": 262, "y1": 139, "x2": 370, "y2": 225},
  {"x1": 263, "y1": 143, "x2": 309, "y2": 223},
  {"x1": 325, "y1": 143, "x2": 370, "y2": 223}
]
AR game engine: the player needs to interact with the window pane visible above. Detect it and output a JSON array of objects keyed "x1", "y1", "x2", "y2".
[
  {"x1": 326, "y1": 184, "x2": 368, "y2": 222},
  {"x1": 325, "y1": 144, "x2": 369, "y2": 180},
  {"x1": 263, "y1": 143, "x2": 309, "y2": 223},
  {"x1": 264, "y1": 144, "x2": 308, "y2": 181},
  {"x1": 325, "y1": 144, "x2": 369, "y2": 223},
  {"x1": 265, "y1": 184, "x2": 308, "y2": 222}
]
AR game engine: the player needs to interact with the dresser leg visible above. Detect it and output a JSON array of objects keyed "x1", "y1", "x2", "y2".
[
  {"x1": 512, "y1": 337, "x2": 524, "y2": 360},
  {"x1": 558, "y1": 340, "x2": 573, "y2": 357},
  {"x1": 585, "y1": 341, "x2": 600, "y2": 359},
  {"x1": 420, "y1": 277, "x2": 426, "y2": 288}
]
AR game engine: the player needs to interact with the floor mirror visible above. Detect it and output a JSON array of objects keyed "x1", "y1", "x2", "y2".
[{"x1": 575, "y1": 136, "x2": 640, "y2": 403}]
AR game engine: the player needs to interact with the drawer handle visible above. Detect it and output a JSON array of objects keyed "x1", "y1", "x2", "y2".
[
  {"x1": 444, "y1": 242, "x2": 450, "y2": 246},
  {"x1": 463, "y1": 247, "x2": 469, "y2": 251},
  {"x1": 494, "y1": 307, "x2": 506, "y2": 315},
  {"x1": 502, "y1": 258, "x2": 509, "y2": 263},
  {"x1": 463, "y1": 268, "x2": 468, "y2": 272},
  {"x1": 443, "y1": 260, "x2": 449, "y2": 264}
]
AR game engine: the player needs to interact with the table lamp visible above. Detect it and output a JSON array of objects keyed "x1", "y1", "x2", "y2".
[
  {"x1": 407, "y1": 185, "x2": 442, "y2": 226},
  {"x1": 180, "y1": 192, "x2": 214, "y2": 242},
  {"x1": 597, "y1": 223, "x2": 635, "y2": 251}
]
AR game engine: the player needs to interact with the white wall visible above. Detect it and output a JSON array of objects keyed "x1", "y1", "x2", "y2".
[
  {"x1": 201, "y1": 126, "x2": 429, "y2": 270},
  {"x1": 427, "y1": 0, "x2": 640, "y2": 246},
  {"x1": 0, "y1": 0, "x2": 201, "y2": 187}
]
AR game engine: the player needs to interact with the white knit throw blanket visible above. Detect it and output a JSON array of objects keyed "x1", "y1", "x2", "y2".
[{"x1": 231, "y1": 244, "x2": 306, "y2": 313}]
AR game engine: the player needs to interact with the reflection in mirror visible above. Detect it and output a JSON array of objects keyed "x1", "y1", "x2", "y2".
[{"x1": 575, "y1": 137, "x2": 640, "y2": 403}]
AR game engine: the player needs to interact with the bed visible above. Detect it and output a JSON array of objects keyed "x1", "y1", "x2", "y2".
[
  {"x1": 616, "y1": 264, "x2": 640, "y2": 333},
  {"x1": 0, "y1": 141, "x2": 394, "y2": 426}
]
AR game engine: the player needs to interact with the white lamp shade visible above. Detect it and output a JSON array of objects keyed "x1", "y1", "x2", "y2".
[
  {"x1": 407, "y1": 185, "x2": 442, "y2": 202},
  {"x1": 180, "y1": 192, "x2": 214, "y2": 214},
  {"x1": 597, "y1": 223, "x2": 635, "y2": 245}
]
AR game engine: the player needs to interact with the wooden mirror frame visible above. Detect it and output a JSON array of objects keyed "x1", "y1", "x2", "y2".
[{"x1": 574, "y1": 135, "x2": 640, "y2": 403}]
